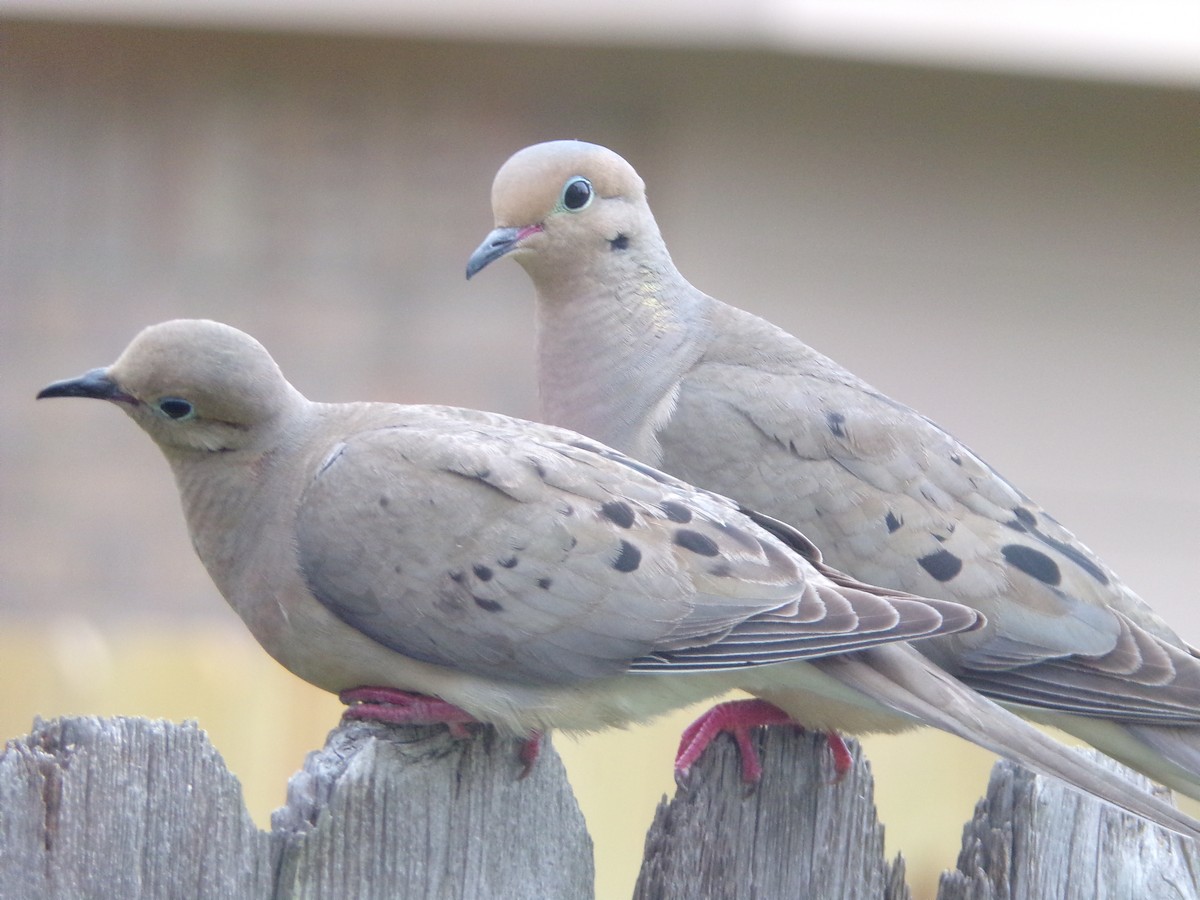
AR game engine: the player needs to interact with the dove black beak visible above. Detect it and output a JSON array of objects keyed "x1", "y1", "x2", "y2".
[
  {"x1": 37, "y1": 368, "x2": 134, "y2": 404},
  {"x1": 466, "y1": 226, "x2": 525, "y2": 279}
]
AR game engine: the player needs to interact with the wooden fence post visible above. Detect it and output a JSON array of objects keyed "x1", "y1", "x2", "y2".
[
  {"x1": 633, "y1": 729, "x2": 909, "y2": 900},
  {"x1": 938, "y1": 750, "x2": 1200, "y2": 900},
  {"x1": 4, "y1": 716, "x2": 1198, "y2": 899},
  {"x1": 0, "y1": 717, "x2": 273, "y2": 900},
  {"x1": 272, "y1": 719, "x2": 594, "y2": 898},
  {"x1": 0, "y1": 716, "x2": 592, "y2": 900}
]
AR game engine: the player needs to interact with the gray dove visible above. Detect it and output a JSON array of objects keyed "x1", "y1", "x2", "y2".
[
  {"x1": 467, "y1": 139, "x2": 1200, "y2": 801},
  {"x1": 37, "y1": 318, "x2": 1200, "y2": 837}
]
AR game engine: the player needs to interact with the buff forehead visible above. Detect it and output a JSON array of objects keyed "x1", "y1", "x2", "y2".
[{"x1": 490, "y1": 140, "x2": 645, "y2": 227}]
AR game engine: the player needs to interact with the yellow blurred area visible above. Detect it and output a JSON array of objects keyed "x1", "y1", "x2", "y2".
[{"x1": 1, "y1": 620, "x2": 1057, "y2": 899}]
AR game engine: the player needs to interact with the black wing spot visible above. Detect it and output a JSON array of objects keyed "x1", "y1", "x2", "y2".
[
  {"x1": 613, "y1": 540, "x2": 642, "y2": 572},
  {"x1": 885, "y1": 511, "x2": 902, "y2": 533},
  {"x1": 709, "y1": 562, "x2": 733, "y2": 577},
  {"x1": 449, "y1": 570, "x2": 466, "y2": 584},
  {"x1": 537, "y1": 577, "x2": 553, "y2": 590},
  {"x1": 659, "y1": 500, "x2": 693, "y2": 523},
  {"x1": 1002, "y1": 544, "x2": 1062, "y2": 586},
  {"x1": 499, "y1": 556, "x2": 519, "y2": 569},
  {"x1": 600, "y1": 500, "x2": 636, "y2": 528},
  {"x1": 1008, "y1": 505, "x2": 1108, "y2": 585},
  {"x1": 950, "y1": 453, "x2": 963, "y2": 466},
  {"x1": 826, "y1": 411, "x2": 847, "y2": 438},
  {"x1": 609, "y1": 233, "x2": 629, "y2": 250},
  {"x1": 1012, "y1": 507, "x2": 1037, "y2": 528},
  {"x1": 1051, "y1": 539, "x2": 1108, "y2": 585},
  {"x1": 675, "y1": 529, "x2": 720, "y2": 557},
  {"x1": 473, "y1": 564, "x2": 494, "y2": 582},
  {"x1": 918, "y1": 548, "x2": 963, "y2": 582},
  {"x1": 378, "y1": 495, "x2": 390, "y2": 508},
  {"x1": 474, "y1": 595, "x2": 504, "y2": 612}
]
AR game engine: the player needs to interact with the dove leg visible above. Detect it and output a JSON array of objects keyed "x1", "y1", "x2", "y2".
[
  {"x1": 339, "y1": 686, "x2": 544, "y2": 772},
  {"x1": 678, "y1": 698, "x2": 838, "y2": 782},
  {"x1": 824, "y1": 731, "x2": 852, "y2": 781},
  {"x1": 518, "y1": 729, "x2": 544, "y2": 779},
  {"x1": 677, "y1": 698, "x2": 852, "y2": 782},
  {"x1": 340, "y1": 686, "x2": 478, "y2": 737}
]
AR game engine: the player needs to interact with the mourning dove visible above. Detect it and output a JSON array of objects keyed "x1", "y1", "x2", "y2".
[
  {"x1": 37, "y1": 319, "x2": 1200, "y2": 837},
  {"x1": 467, "y1": 139, "x2": 1200, "y2": 801}
]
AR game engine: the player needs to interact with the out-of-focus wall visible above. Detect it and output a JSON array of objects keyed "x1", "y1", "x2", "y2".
[{"x1": 2, "y1": 20, "x2": 1197, "y2": 898}]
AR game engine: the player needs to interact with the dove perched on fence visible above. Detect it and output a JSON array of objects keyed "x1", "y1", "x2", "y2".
[
  {"x1": 38, "y1": 318, "x2": 1200, "y2": 837},
  {"x1": 467, "y1": 139, "x2": 1200, "y2": 801}
]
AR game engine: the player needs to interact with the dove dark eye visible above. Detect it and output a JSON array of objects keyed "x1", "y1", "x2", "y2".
[
  {"x1": 561, "y1": 176, "x2": 593, "y2": 211},
  {"x1": 157, "y1": 398, "x2": 195, "y2": 420}
]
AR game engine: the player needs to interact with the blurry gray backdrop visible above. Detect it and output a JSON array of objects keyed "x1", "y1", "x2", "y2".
[{"x1": 2, "y1": 16, "x2": 1197, "y2": 898}]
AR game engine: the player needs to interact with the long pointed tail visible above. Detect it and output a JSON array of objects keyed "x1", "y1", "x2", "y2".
[
  {"x1": 1036, "y1": 715, "x2": 1200, "y2": 803},
  {"x1": 803, "y1": 645, "x2": 1200, "y2": 840}
]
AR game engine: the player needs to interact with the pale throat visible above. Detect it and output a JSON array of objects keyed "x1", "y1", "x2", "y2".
[
  {"x1": 168, "y1": 448, "x2": 284, "y2": 592},
  {"x1": 534, "y1": 267, "x2": 701, "y2": 463}
]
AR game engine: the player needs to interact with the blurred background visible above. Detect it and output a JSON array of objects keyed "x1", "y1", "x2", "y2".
[{"x1": 2, "y1": 3, "x2": 1197, "y2": 897}]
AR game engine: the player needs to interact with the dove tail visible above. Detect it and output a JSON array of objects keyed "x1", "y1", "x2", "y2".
[
  {"x1": 805, "y1": 645, "x2": 1200, "y2": 841},
  {"x1": 1038, "y1": 717, "x2": 1200, "y2": 803}
]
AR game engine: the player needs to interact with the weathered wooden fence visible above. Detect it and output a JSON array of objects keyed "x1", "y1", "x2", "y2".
[{"x1": 1, "y1": 715, "x2": 1196, "y2": 899}]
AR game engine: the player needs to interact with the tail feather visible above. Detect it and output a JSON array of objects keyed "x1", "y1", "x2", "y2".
[
  {"x1": 1041, "y1": 716, "x2": 1200, "y2": 802},
  {"x1": 809, "y1": 645, "x2": 1200, "y2": 841}
]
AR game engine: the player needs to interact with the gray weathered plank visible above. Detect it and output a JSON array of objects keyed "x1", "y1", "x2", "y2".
[
  {"x1": 12, "y1": 714, "x2": 1195, "y2": 900},
  {"x1": 272, "y1": 720, "x2": 594, "y2": 900},
  {"x1": 938, "y1": 750, "x2": 1200, "y2": 900},
  {"x1": 633, "y1": 728, "x2": 910, "y2": 900},
  {"x1": 0, "y1": 716, "x2": 274, "y2": 900},
  {"x1": 0, "y1": 716, "x2": 593, "y2": 900}
]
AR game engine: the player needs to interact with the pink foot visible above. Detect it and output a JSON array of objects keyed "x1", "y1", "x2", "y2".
[
  {"x1": 676, "y1": 699, "x2": 853, "y2": 783},
  {"x1": 338, "y1": 686, "x2": 544, "y2": 776},
  {"x1": 677, "y1": 699, "x2": 795, "y2": 782},
  {"x1": 825, "y1": 731, "x2": 853, "y2": 782},
  {"x1": 518, "y1": 730, "x2": 544, "y2": 780},
  {"x1": 340, "y1": 686, "x2": 477, "y2": 738}
]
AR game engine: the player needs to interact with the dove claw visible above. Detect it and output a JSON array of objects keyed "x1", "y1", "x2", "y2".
[{"x1": 675, "y1": 699, "x2": 852, "y2": 784}]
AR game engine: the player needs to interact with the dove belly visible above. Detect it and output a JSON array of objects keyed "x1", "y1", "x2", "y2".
[{"x1": 227, "y1": 569, "x2": 913, "y2": 736}]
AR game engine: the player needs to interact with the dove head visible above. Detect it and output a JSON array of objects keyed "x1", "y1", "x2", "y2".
[
  {"x1": 38, "y1": 319, "x2": 303, "y2": 456},
  {"x1": 466, "y1": 140, "x2": 664, "y2": 283}
]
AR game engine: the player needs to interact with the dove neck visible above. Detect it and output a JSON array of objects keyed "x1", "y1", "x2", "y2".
[
  {"x1": 165, "y1": 414, "x2": 306, "y2": 606},
  {"x1": 533, "y1": 261, "x2": 707, "y2": 465}
]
